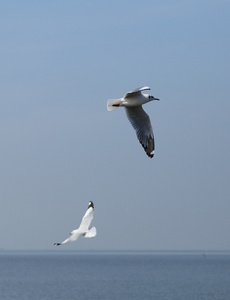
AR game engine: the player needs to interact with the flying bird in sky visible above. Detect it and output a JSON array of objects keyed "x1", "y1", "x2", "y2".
[
  {"x1": 107, "y1": 86, "x2": 159, "y2": 158},
  {"x1": 54, "y1": 201, "x2": 96, "y2": 246}
]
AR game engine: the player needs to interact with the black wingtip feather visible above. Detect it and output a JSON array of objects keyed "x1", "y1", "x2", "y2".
[
  {"x1": 88, "y1": 201, "x2": 94, "y2": 209},
  {"x1": 140, "y1": 138, "x2": 154, "y2": 158}
]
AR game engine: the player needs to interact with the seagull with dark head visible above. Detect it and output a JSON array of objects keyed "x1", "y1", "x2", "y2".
[{"x1": 107, "y1": 86, "x2": 159, "y2": 158}]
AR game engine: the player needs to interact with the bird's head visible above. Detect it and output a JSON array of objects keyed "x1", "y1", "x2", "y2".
[{"x1": 148, "y1": 95, "x2": 160, "y2": 102}]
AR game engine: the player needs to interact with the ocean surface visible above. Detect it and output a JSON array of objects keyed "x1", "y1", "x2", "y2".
[{"x1": 0, "y1": 251, "x2": 230, "y2": 300}]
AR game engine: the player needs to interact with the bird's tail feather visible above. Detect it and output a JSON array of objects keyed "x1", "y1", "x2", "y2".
[
  {"x1": 107, "y1": 99, "x2": 122, "y2": 111},
  {"x1": 84, "y1": 226, "x2": 97, "y2": 238}
]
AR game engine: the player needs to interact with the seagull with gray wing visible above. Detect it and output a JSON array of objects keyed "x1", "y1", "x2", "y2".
[
  {"x1": 107, "y1": 86, "x2": 159, "y2": 158},
  {"x1": 54, "y1": 201, "x2": 96, "y2": 246}
]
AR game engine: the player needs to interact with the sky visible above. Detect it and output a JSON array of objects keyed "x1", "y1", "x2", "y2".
[{"x1": 0, "y1": 0, "x2": 229, "y2": 251}]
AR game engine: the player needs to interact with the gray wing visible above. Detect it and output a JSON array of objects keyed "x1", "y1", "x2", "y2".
[
  {"x1": 125, "y1": 106, "x2": 154, "y2": 158},
  {"x1": 124, "y1": 86, "x2": 150, "y2": 98}
]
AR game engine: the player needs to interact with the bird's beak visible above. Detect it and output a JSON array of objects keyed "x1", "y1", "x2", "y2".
[{"x1": 154, "y1": 98, "x2": 160, "y2": 101}]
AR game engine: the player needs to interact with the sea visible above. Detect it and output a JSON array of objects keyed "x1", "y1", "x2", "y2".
[{"x1": 0, "y1": 250, "x2": 230, "y2": 300}]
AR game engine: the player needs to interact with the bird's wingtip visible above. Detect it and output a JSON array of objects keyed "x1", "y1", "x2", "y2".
[
  {"x1": 88, "y1": 201, "x2": 94, "y2": 209},
  {"x1": 149, "y1": 150, "x2": 155, "y2": 158},
  {"x1": 133, "y1": 86, "x2": 151, "y2": 93}
]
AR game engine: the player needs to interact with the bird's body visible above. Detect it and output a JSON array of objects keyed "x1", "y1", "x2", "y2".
[
  {"x1": 121, "y1": 93, "x2": 150, "y2": 107},
  {"x1": 107, "y1": 86, "x2": 159, "y2": 158},
  {"x1": 54, "y1": 201, "x2": 96, "y2": 246}
]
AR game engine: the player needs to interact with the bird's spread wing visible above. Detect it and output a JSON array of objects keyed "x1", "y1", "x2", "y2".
[
  {"x1": 125, "y1": 106, "x2": 155, "y2": 158},
  {"x1": 63, "y1": 233, "x2": 81, "y2": 244},
  {"x1": 124, "y1": 86, "x2": 150, "y2": 98},
  {"x1": 54, "y1": 231, "x2": 81, "y2": 246},
  {"x1": 79, "y1": 203, "x2": 94, "y2": 232}
]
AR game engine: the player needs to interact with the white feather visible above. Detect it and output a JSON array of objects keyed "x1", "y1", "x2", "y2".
[{"x1": 107, "y1": 99, "x2": 122, "y2": 111}]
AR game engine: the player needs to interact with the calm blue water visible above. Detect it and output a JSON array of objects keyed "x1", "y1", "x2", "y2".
[{"x1": 0, "y1": 251, "x2": 230, "y2": 300}]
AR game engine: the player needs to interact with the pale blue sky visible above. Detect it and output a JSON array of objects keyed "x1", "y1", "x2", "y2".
[{"x1": 0, "y1": 0, "x2": 229, "y2": 250}]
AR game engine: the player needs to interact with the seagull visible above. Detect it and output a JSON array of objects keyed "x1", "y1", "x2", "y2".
[
  {"x1": 54, "y1": 201, "x2": 97, "y2": 246},
  {"x1": 107, "y1": 86, "x2": 159, "y2": 158}
]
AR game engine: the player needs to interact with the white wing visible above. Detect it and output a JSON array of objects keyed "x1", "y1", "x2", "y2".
[
  {"x1": 125, "y1": 106, "x2": 154, "y2": 158},
  {"x1": 124, "y1": 86, "x2": 150, "y2": 98},
  {"x1": 79, "y1": 201, "x2": 94, "y2": 232},
  {"x1": 54, "y1": 231, "x2": 81, "y2": 246}
]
